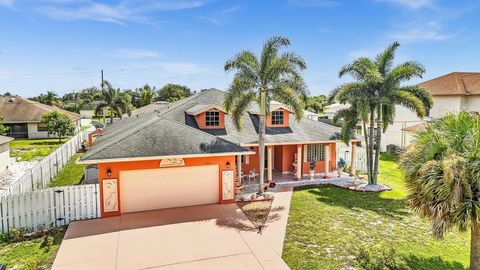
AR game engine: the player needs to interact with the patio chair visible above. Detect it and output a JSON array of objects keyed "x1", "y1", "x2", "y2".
[{"x1": 248, "y1": 169, "x2": 256, "y2": 183}]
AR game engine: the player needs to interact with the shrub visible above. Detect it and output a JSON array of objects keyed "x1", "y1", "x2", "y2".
[{"x1": 355, "y1": 246, "x2": 410, "y2": 270}]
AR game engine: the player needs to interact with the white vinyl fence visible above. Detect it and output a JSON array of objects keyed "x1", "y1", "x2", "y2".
[
  {"x1": 336, "y1": 143, "x2": 368, "y2": 173},
  {"x1": 0, "y1": 127, "x2": 95, "y2": 199},
  {"x1": 0, "y1": 184, "x2": 100, "y2": 233}
]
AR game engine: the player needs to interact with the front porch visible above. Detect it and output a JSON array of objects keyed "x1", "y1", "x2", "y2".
[{"x1": 236, "y1": 169, "x2": 368, "y2": 201}]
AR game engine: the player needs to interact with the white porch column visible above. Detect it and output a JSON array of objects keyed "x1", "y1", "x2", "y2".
[
  {"x1": 267, "y1": 146, "x2": 273, "y2": 182},
  {"x1": 237, "y1": 154, "x2": 242, "y2": 182},
  {"x1": 296, "y1": 144, "x2": 302, "y2": 180},
  {"x1": 350, "y1": 142, "x2": 357, "y2": 176},
  {"x1": 324, "y1": 144, "x2": 330, "y2": 178}
]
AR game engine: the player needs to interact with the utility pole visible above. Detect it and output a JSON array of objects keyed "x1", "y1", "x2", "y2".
[{"x1": 101, "y1": 69, "x2": 106, "y2": 125}]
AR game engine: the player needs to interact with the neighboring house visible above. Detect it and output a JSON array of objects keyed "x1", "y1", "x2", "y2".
[
  {"x1": 0, "y1": 135, "x2": 14, "y2": 174},
  {"x1": 303, "y1": 110, "x2": 319, "y2": 121},
  {"x1": 382, "y1": 72, "x2": 480, "y2": 150},
  {"x1": 324, "y1": 103, "x2": 350, "y2": 120},
  {"x1": 79, "y1": 101, "x2": 106, "y2": 119},
  {"x1": 0, "y1": 96, "x2": 81, "y2": 139},
  {"x1": 126, "y1": 101, "x2": 170, "y2": 118},
  {"x1": 78, "y1": 89, "x2": 358, "y2": 217}
]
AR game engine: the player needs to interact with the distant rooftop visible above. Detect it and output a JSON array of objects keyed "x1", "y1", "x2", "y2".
[{"x1": 418, "y1": 72, "x2": 480, "y2": 96}]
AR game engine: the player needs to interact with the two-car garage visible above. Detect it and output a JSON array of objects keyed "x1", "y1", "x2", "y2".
[{"x1": 119, "y1": 165, "x2": 220, "y2": 213}]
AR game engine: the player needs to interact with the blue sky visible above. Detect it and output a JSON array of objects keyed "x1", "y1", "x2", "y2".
[{"x1": 0, "y1": 0, "x2": 479, "y2": 98}]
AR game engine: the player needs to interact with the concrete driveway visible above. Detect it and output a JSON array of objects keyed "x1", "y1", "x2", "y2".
[{"x1": 52, "y1": 204, "x2": 290, "y2": 270}]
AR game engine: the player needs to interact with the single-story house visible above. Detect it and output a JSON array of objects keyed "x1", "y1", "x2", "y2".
[
  {"x1": 0, "y1": 135, "x2": 14, "y2": 174},
  {"x1": 0, "y1": 96, "x2": 81, "y2": 139},
  {"x1": 79, "y1": 101, "x2": 108, "y2": 119},
  {"x1": 78, "y1": 89, "x2": 359, "y2": 217}
]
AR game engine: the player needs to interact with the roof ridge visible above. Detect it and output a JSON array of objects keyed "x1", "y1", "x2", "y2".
[{"x1": 156, "y1": 89, "x2": 218, "y2": 117}]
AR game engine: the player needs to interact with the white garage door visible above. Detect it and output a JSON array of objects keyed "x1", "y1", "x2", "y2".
[{"x1": 119, "y1": 165, "x2": 219, "y2": 213}]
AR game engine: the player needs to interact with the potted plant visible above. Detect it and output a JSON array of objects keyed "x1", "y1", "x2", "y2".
[
  {"x1": 337, "y1": 158, "x2": 346, "y2": 178},
  {"x1": 309, "y1": 161, "x2": 316, "y2": 179}
]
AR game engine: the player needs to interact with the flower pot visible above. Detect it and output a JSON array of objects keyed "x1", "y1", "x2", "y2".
[{"x1": 309, "y1": 170, "x2": 315, "y2": 179}]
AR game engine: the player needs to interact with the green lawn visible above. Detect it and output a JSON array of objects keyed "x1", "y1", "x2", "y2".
[
  {"x1": 0, "y1": 228, "x2": 65, "y2": 269},
  {"x1": 9, "y1": 138, "x2": 68, "y2": 161},
  {"x1": 282, "y1": 154, "x2": 469, "y2": 270},
  {"x1": 49, "y1": 152, "x2": 86, "y2": 187}
]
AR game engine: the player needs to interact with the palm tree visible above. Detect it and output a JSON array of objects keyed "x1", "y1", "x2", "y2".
[
  {"x1": 224, "y1": 36, "x2": 308, "y2": 194},
  {"x1": 95, "y1": 81, "x2": 131, "y2": 124},
  {"x1": 329, "y1": 42, "x2": 432, "y2": 185},
  {"x1": 139, "y1": 84, "x2": 154, "y2": 107},
  {"x1": 401, "y1": 111, "x2": 480, "y2": 270}
]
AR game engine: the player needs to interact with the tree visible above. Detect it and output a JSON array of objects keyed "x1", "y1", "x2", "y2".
[
  {"x1": 0, "y1": 117, "x2": 7, "y2": 136},
  {"x1": 40, "y1": 111, "x2": 75, "y2": 142},
  {"x1": 139, "y1": 84, "x2": 154, "y2": 107},
  {"x1": 329, "y1": 42, "x2": 432, "y2": 185},
  {"x1": 62, "y1": 99, "x2": 85, "y2": 113},
  {"x1": 224, "y1": 36, "x2": 307, "y2": 194},
  {"x1": 157, "y1": 84, "x2": 192, "y2": 102},
  {"x1": 305, "y1": 95, "x2": 327, "y2": 113},
  {"x1": 95, "y1": 81, "x2": 132, "y2": 124},
  {"x1": 400, "y1": 112, "x2": 480, "y2": 270}
]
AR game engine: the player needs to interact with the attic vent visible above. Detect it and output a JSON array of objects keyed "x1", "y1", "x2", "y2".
[{"x1": 8, "y1": 97, "x2": 14, "y2": 103}]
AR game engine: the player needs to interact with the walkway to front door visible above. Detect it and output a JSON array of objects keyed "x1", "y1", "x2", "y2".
[{"x1": 52, "y1": 204, "x2": 290, "y2": 270}]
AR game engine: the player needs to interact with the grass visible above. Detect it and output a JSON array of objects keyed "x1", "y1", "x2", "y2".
[
  {"x1": 49, "y1": 152, "x2": 86, "y2": 187},
  {"x1": 0, "y1": 228, "x2": 65, "y2": 269},
  {"x1": 9, "y1": 138, "x2": 68, "y2": 161},
  {"x1": 282, "y1": 154, "x2": 469, "y2": 270}
]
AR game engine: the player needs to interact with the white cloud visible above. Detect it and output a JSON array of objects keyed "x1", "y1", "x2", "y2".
[
  {"x1": 379, "y1": 0, "x2": 434, "y2": 9},
  {"x1": 36, "y1": 0, "x2": 211, "y2": 24},
  {"x1": 0, "y1": 0, "x2": 13, "y2": 7},
  {"x1": 389, "y1": 21, "x2": 456, "y2": 43},
  {"x1": 111, "y1": 49, "x2": 162, "y2": 58},
  {"x1": 196, "y1": 5, "x2": 240, "y2": 24}
]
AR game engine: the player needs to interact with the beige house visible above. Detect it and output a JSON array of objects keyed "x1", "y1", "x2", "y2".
[
  {"x1": 0, "y1": 135, "x2": 14, "y2": 174},
  {"x1": 383, "y1": 72, "x2": 480, "y2": 150},
  {"x1": 0, "y1": 97, "x2": 81, "y2": 139}
]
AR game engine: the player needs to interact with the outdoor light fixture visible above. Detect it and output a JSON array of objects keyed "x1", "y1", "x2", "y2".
[
  {"x1": 107, "y1": 169, "x2": 112, "y2": 177},
  {"x1": 226, "y1": 161, "x2": 231, "y2": 168}
]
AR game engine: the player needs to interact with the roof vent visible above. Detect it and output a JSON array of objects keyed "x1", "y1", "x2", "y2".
[{"x1": 8, "y1": 97, "x2": 14, "y2": 103}]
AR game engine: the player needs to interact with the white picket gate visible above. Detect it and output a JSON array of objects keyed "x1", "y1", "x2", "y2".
[
  {"x1": 0, "y1": 127, "x2": 95, "y2": 199},
  {"x1": 336, "y1": 143, "x2": 368, "y2": 173},
  {"x1": 0, "y1": 184, "x2": 100, "y2": 233}
]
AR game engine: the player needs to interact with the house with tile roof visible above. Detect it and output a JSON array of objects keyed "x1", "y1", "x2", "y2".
[
  {"x1": 0, "y1": 96, "x2": 81, "y2": 139},
  {"x1": 78, "y1": 89, "x2": 358, "y2": 217},
  {"x1": 382, "y1": 72, "x2": 480, "y2": 150}
]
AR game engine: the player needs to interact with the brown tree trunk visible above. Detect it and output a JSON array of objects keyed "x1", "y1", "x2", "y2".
[
  {"x1": 471, "y1": 223, "x2": 480, "y2": 270},
  {"x1": 258, "y1": 91, "x2": 267, "y2": 195}
]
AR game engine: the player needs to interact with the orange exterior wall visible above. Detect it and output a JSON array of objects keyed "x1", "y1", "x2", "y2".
[
  {"x1": 98, "y1": 155, "x2": 236, "y2": 218},
  {"x1": 301, "y1": 143, "x2": 337, "y2": 174},
  {"x1": 242, "y1": 146, "x2": 259, "y2": 174},
  {"x1": 265, "y1": 109, "x2": 290, "y2": 128},
  {"x1": 194, "y1": 110, "x2": 225, "y2": 129},
  {"x1": 241, "y1": 143, "x2": 337, "y2": 175}
]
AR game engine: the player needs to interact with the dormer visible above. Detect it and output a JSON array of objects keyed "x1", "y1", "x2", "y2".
[
  {"x1": 186, "y1": 104, "x2": 227, "y2": 129},
  {"x1": 250, "y1": 104, "x2": 292, "y2": 128}
]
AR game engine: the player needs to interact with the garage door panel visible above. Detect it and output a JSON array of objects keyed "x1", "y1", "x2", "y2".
[{"x1": 120, "y1": 165, "x2": 219, "y2": 213}]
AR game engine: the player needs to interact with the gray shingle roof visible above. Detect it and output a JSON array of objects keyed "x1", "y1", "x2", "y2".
[{"x1": 81, "y1": 89, "x2": 341, "y2": 162}]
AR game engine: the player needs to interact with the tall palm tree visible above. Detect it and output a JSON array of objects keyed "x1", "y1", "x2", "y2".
[
  {"x1": 95, "y1": 81, "x2": 131, "y2": 124},
  {"x1": 224, "y1": 36, "x2": 308, "y2": 194},
  {"x1": 401, "y1": 112, "x2": 480, "y2": 270},
  {"x1": 330, "y1": 42, "x2": 432, "y2": 185}
]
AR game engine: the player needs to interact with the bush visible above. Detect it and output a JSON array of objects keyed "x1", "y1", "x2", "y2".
[{"x1": 355, "y1": 246, "x2": 410, "y2": 270}]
